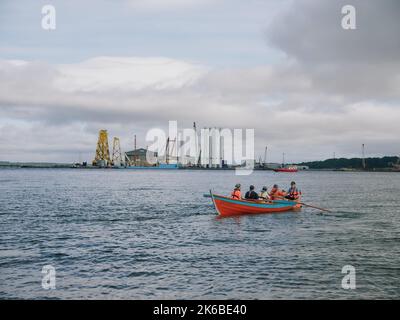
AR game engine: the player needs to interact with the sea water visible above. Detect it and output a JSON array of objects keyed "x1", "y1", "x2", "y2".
[{"x1": 0, "y1": 169, "x2": 399, "y2": 299}]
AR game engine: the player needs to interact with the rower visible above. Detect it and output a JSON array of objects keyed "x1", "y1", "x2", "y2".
[
  {"x1": 285, "y1": 181, "x2": 301, "y2": 200},
  {"x1": 269, "y1": 184, "x2": 286, "y2": 200},
  {"x1": 259, "y1": 186, "x2": 270, "y2": 201},
  {"x1": 231, "y1": 184, "x2": 241, "y2": 200},
  {"x1": 245, "y1": 185, "x2": 259, "y2": 200}
]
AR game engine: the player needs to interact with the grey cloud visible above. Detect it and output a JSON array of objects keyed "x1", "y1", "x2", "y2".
[
  {"x1": 267, "y1": 0, "x2": 400, "y2": 63},
  {"x1": 1, "y1": 56, "x2": 399, "y2": 162},
  {"x1": 265, "y1": 0, "x2": 400, "y2": 100}
]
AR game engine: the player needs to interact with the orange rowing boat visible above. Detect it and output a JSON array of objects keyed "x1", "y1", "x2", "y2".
[{"x1": 210, "y1": 191, "x2": 301, "y2": 217}]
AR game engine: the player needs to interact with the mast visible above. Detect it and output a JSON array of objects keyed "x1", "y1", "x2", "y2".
[
  {"x1": 264, "y1": 146, "x2": 268, "y2": 165},
  {"x1": 193, "y1": 122, "x2": 198, "y2": 167},
  {"x1": 165, "y1": 137, "x2": 170, "y2": 164},
  {"x1": 134, "y1": 135, "x2": 137, "y2": 151},
  {"x1": 362, "y1": 143, "x2": 366, "y2": 169},
  {"x1": 196, "y1": 123, "x2": 202, "y2": 167}
]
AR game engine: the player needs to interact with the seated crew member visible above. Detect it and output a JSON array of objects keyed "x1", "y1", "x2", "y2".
[
  {"x1": 269, "y1": 184, "x2": 286, "y2": 200},
  {"x1": 245, "y1": 185, "x2": 259, "y2": 200},
  {"x1": 259, "y1": 186, "x2": 270, "y2": 200},
  {"x1": 285, "y1": 181, "x2": 301, "y2": 200},
  {"x1": 231, "y1": 184, "x2": 242, "y2": 199}
]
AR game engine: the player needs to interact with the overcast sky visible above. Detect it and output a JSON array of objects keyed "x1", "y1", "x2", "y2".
[{"x1": 0, "y1": 0, "x2": 399, "y2": 163}]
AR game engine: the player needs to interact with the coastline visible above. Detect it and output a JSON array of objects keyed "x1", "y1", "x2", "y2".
[{"x1": 1, "y1": 162, "x2": 399, "y2": 173}]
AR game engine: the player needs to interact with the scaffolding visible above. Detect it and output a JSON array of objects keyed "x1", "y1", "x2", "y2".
[
  {"x1": 112, "y1": 137, "x2": 123, "y2": 167},
  {"x1": 93, "y1": 130, "x2": 111, "y2": 166}
]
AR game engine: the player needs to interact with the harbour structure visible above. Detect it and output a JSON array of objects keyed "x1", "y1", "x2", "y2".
[
  {"x1": 93, "y1": 130, "x2": 111, "y2": 167},
  {"x1": 125, "y1": 148, "x2": 158, "y2": 167},
  {"x1": 164, "y1": 137, "x2": 179, "y2": 165},
  {"x1": 263, "y1": 162, "x2": 281, "y2": 169},
  {"x1": 90, "y1": 124, "x2": 244, "y2": 169},
  {"x1": 123, "y1": 131, "x2": 179, "y2": 169},
  {"x1": 264, "y1": 146, "x2": 268, "y2": 166},
  {"x1": 199, "y1": 127, "x2": 225, "y2": 168},
  {"x1": 362, "y1": 143, "x2": 366, "y2": 169},
  {"x1": 111, "y1": 137, "x2": 124, "y2": 167}
]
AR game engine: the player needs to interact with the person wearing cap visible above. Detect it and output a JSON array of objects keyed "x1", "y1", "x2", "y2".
[
  {"x1": 231, "y1": 183, "x2": 242, "y2": 200},
  {"x1": 245, "y1": 185, "x2": 259, "y2": 200},
  {"x1": 269, "y1": 184, "x2": 286, "y2": 200},
  {"x1": 285, "y1": 181, "x2": 301, "y2": 200},
  {"x1": 259, "y1": 186, "x2": 270, "y2": 201}
]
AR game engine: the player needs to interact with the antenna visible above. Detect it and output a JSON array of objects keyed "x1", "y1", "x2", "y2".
[
  {"x1": 282, "y1": 152, "x2": 285, "y2": 167},
  {"x1": 193, "y1": 122, "x2": 197, "y2": 164},
  {"x1": 165, "y1": 137, "x2": 170, "y2": 164},
  {"x1": 197, "y1": 124, "x2": 202, "y2": 167},
  {"x1": 134, "y1": 135, "x2": 137, "y2": 151}
]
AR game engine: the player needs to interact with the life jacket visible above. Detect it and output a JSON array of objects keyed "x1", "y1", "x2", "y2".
[
  {"x1": 260, "y1": 191, "x2": 269, "y2": 200},
  {"x1": 288, "y1": 187, "x2": 300, "y2": 199},
  {"x1": 269, "y1": 188, "x2": 285, "y2": 200},
  {"x1": 231, "y1": 189, "x2": 241, "y2": 199}
]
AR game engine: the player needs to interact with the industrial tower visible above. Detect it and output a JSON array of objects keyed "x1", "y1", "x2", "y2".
[
  {"x1": 264, "y1": 146, "x2": 268, "y2": 166},
  {"x1": 93, "y1": 130, "x2": 111, "y2": 166},
  {"x1": 362, "y1": 143, "x2": 366, "y2": 169},
  {"x1": 112, "y1": 137, "x2": 123, "y2": 167}
]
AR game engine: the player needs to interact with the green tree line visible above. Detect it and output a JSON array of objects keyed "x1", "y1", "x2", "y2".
[{"x1": 297, "y1": 156, "x2": 399, "y2": 169}]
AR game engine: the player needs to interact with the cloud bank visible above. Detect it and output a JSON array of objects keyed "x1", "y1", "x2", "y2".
[{"x1": 0, "y1": 0, "x2": 399, "y2": 163}]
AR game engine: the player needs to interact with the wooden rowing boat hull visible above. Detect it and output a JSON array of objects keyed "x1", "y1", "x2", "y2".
[{"x1": 210, "y1": 192, "x2": 300, "y2": 217}]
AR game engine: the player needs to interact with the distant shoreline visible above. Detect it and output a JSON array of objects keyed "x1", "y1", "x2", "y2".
[
  {"x1": 0, "y1": 162, "x2": 399, "y2": 173},
  {"x1": 2, "y1": 155, "x2": 399, "y2": 172}
]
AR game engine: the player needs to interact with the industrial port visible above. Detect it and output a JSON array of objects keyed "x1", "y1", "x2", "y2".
[
  {"x1": 88, "y1": 127, "x2": 278, "y2": 170},
  {"x1": 1, "y1": 128, "x2": 398, "y2": 172}
]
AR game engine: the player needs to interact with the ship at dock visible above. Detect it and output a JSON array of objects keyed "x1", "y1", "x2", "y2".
[{"x1": 272, "y1": 152, "x2": 299, "y2": 172}]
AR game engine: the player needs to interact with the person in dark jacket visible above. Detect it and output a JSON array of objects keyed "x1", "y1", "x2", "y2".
[{"x1": 245, "y1": 185, "x2": 259, "y2": 200}]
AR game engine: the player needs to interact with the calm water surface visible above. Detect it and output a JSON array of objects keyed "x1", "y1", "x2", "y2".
[{"x1": 0, "y1": 169, "x2": 399, "y2": 299}]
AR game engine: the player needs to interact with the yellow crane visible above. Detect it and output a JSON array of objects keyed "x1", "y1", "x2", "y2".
[{"x1": 93, "y1": 130, "x2": 111, "y2": 166}]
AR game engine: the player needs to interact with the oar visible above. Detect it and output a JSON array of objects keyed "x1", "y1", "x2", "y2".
[
  {"x1": 271, "y1": 197, "x2": 331, "y2": 213},
  {"x1": 298, "y1": 202, "x2": 331, "y2": 213}
]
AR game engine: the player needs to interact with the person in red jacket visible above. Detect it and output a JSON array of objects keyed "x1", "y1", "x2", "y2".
[
  {"x1": 269, "y1": 184, "x2": 286, "y2": 200},
  {"x1": 231, "y1": 184, "x2": 241, "y2": 200}
]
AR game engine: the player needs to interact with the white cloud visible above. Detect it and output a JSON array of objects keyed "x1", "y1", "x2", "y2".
[
  {"x1": 1, "y1": 54, "x2": 399, "y2": 163},
  {"x1": 54, "y1": 57, "x2": 208, "y2": 93}
]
